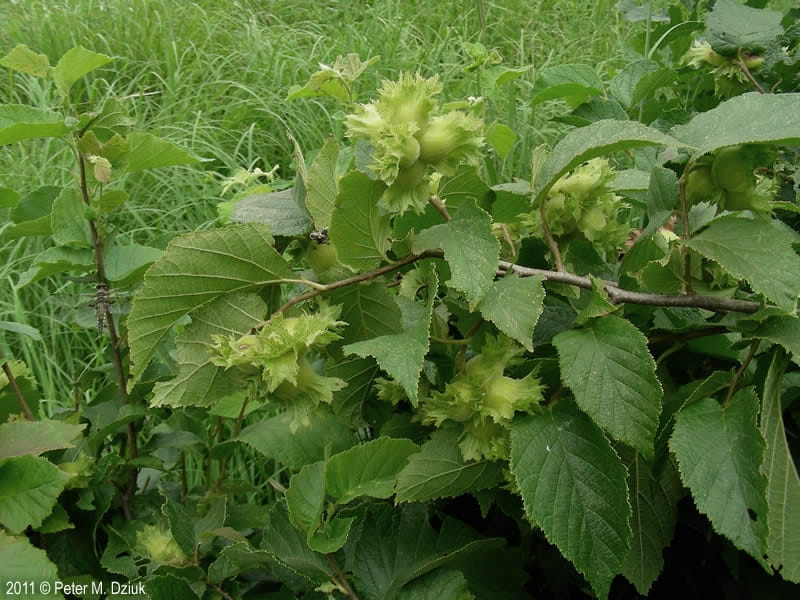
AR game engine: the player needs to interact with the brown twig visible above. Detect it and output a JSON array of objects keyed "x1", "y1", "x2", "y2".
[
  {"x1": 0, "y1": 350, "x2": 35, "y2": 420},
  {"x1": 327, "y1": 553, "x2": 360, "y2": 600},
  {"x1": 678, "y1": 169, "x2": 694, "y2": 295},
  {"x1": 734, "y1": 51, "x2": 767, "y2": 94},
  {"x1": 428, "y1": 195, "x2": 451, "y2": 221},
  {"x1": 723, "y1": 340, "x2": 760, "y2": 407}
]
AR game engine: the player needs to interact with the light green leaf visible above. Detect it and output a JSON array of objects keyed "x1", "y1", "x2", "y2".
[
  {"x1": 0, "y1": 455, "x2": 72, "y2": 533},
  {"x1": 644, "y1": 165, "x2": 679, "y2": 235},
  {"x1": 308, "y1": 515, "x2": 355, "y2": 554},
  {"x1": 438, "y1": 167, "x2": 490, "y2": 208},
  {"x1": 478, "y1": 274, "x2": 545, "y2": 351},
  {"x1": 227, "y1": 187, "x2": 313, "y2": 236},
  {"x1": 97, "y1": 189, "x2": 128, "y2": 214},
  {"x1": 671, "y1": 93, "x2": 800, "y2": 158},
  {"x1": 670, "y1": 390, "x2": 769, "y2": 566},
  {"x1": 684, "y1": 216, "x2": 800, "y2": 313},
  {"x1": 395, "y1": 429, "x2": 503, "y2": 503},
  {"x1": 553, "y1": 316, "x2": 662, "y2": 457},
  {"x1": 510, "y1": 401, "x2": 632, "y2": 600},
  {"x1": 238, "y1": 414, "x2": 357, "y2": 469},
  {"x1": 0, "y1": 187, "x2": 19, "y2": 208},
  {"x1": 50, "y1": 187, "x2": 91, "y2": 248},
  {"x1": 487, "y1": 122, "x2": 516, "y2": 160},
  {"x1": 36, "y1": 503, "x2": 73, "y2": 534},
  {"x1": 306, "y1": 137, "x2": 339, "y2": 229},
  {"x1": 286, "y1": 460, "x2": 325, "y2": 533},
  {"x1": 261, "y1": 500, "x2": 332, "y2": 583},
  {"x1": 610, "y1": 60, "x2": 676, "y2": 110},
  {"x1": 0, "y1": 420, "x2": 85, "y2": 459},
  {"x1": 17, "y1": 247, "x2": 94, "y2": 287},
  {"x1": 620, "y1": 449, "x2": 682, "y2": 595},
  {"x1": 103, "y1": 244, "x2": 164, "y2": 285},
  {"x1": 329, "y1": 171, "x2": 390, "y2": 270},
  {"x1": 0, "y1": 321, "x2": 41, "y2": 341},
  {"x1": 705, "y1": 0, "x2": 784, "y2": 56},
  {"x1": 127, "y1": 223, "x2": 291, "y2": 385},
  {"x1": 125, "y1": 131, "x2": 199, "y2": 172},
  {"x1": 149, "y1": 292, "x2": 265, "y2": 408},
  {"x1": 0, "y1": 45, "x2": 51, "y2": 77},
  {"x1": 53, "y1": 46, "x2": 112, "y2": 95},
  {"x1": 533, "y1": 120, "x2": 686, "y2": 206},
  {"x1": 399, "y1": 568, "x2": 474, "y2": 600},
  {"x1": 325, "y1": 437, "x2": 419, "y2": 504},
  {"x1": 0, "y1": 105, "x2": 69, "y2": 145},
  {"x1": 530, "y1": 64, "x2": 604, "y2": 106},
  {"x1": 413, "y1": 199, "x2": 498, "y2": 306},
  {"x1": 344, "y1": 265, "x2": 437, "y2": 404},
  {"x1": 760, "y1": 350, "x2": 800, "y2": 583},
  {"x1": 0, "y1": 531, "x2": 62, "y2": 599},
  {"x1": 747, "y1": 316, "x2": 800, "y2": 365}
]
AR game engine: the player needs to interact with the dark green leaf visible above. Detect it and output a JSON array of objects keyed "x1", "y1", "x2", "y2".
[
  {"x1": 705, "y1": 0, "x2": 784, "y2": 56},
  {"x1": 398, "y1": 568, "x2": 474, "y2": 600},
  {"x1": 0, "y1": 455, "x2": 72, "y2": 533},
  {"x1": 478, "y1": 275, "x2": 545, "y2": 351},
  {"x1": 610, "y1": 60, "x2": 676, "y2": 110}
]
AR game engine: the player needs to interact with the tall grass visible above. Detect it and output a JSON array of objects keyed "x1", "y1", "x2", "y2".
[{"x1": 0, "y1": 0, "x2": 636, "y2": 406}]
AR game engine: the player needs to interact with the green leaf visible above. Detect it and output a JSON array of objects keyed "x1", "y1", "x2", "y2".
[
  {"x1": 398, "y1": 568, "x2": 474, "y2": 600},
  {"x1": 747, "y1": 316, "x2": 800, "y2": 365},
  {"x1": 286, "y1": 460, "x2": 326, "y2": 533},
  {"x1": 17, "y1": 247, "x2": 94, "y2": 287},
  {"x1": 125, "y1": 131, "x2": 199, "y2": 172},
  {"x1": 328, "y1": 171, "x2": 390, "y2": 270},
  {"x1": 207, "y1": 541, "x2": 272, "y2": 585},
  {"x1": 0, "y1": 455, "x2": 72, "y2": 533},
  {"x1": 395, "y1": 429, "x2": 503, "y2": 503},
  {"x1": 103, "y1": 244, "x2": 164, "y2": 285},
  {"x1": 610, "y1": 60, "x2": 676, "y2": 110},
  {"x1": 161, "y1": 494, "x2": 196, "y2": 557},
  {"x1": 127, "y1": 223, "x2": 291, "y2": 385},
  {"x1": 670, "y1": 390, "x2": 769, "y2": 566},
  {"x1": 227, "y1": 187, "x2": 313, "y2": 236},
  {"x1": 325, "y1": 437, "x2": 419, "y2": 504},
  {"x1": 305, "y1": 137, "x2": 339, "y2": 229},
  {"x1": 0, "y1": 420, "x2": 85, "y2": 459},
  {"x1": 760, "y1": 350, "x2": 800, "y2": 583},
  {"x1": 261, "y1": 500, "x2": 332, "y2": 583},
  {"x1": 344, "y1": 265, "x2": 437, "y2": 404},
  {"x1": 644, "y1": 165, "x2": 679, "y2": 235},
  {"x1": 510, "y1": 401, "x2": 631, "y2": 600},
  {"x1": 0, "y1": 45, "x2": 51, "y2": 77},
  {"x1": 97, "y1": 189, "x2": 128, "y2": 214},
  {"x1": 487, "y1": 122, "x2": 515, "y2": 160},
  {"x1": 438, "y1": 168, "x2": 490, "y2": 208},
  {"x1": 349, "y1": 503, "x2": 502, "y2": 600},
  {"x1": 0, "y1": 187, "x2": 19, "y2": 208},
  {"x1": 53, "y1": 46, "x2": 112, "y2": 95},
  {"x1": 671, "y1": 93, "x2": 800, "y2": 157},
  {"x1": 530, "y1": 64, "x2": 604, "y2": 106},
  {"x1": 150, "y1": 292, "x2": 265, "y2": 408},
  {"x1": 36, "y1": 503, "x2": 73, "y2": 534},
  {"x1": 0, "y1": 531, "x2": 62, "y2": 599},
  {"x1": 553, "y1": 316, "x2": 662, "y2": 457},
  {"x1": 619, "y1": 449, "x2": 682, "y2": 595},
  {"x1": 308, "y1": 515, "x2": 356, "y2": 554},
  {"x1": 413, "y1": 199, "x2": 499, "y2": 306},
  {"x1": 684, "y1": 216, "x2": 800, "y2": 312},
  {"x1": 330, "y1": 281, "x2": 402, "y2": 344},
  {"x1": 50, "y1": 187, "x2": 91, "y2": 248},
  {"x1": 0, "y1": 105, "x2": 70, "y2": 145},
  {"x1": 0, "y1": 321, "x2": 41, "y2": 341},
  {"x1": 327, "y1": 356, "x2": 380, "y2": 425},
  {"x1": 238, "y1": 414, "x2": 357, "y2": 469},
  {"x1": 143, "y1": 574, "x2": 197, "y2": 600},
  {"x1": 478, "y1": 275, "x2": 545, "y2": 352},
  {"x1": 532, "y1": 120, "x2": 685, "y2": 206},
  {"x1": 705, "y1": 0, "x2": 784, "y2": 56}
]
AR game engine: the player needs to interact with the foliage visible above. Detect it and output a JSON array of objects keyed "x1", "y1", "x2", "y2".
[{"x1": 1, "y1": 1, "x2": 800, "y2": 598}]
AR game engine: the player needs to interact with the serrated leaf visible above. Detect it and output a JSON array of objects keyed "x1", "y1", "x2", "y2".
[
  {"x1": 207, "y1": 541, "x2": 272, "y2": 584},
  {"x1": 671, "y1": 93, "x2": 800, "y2": 158},
  {"x1": 0, "y1": 531, "x2": 62, "y2": 599},
  {"x1": 684, "y1": 216, "x2": 800, "y2": 312},
  {"x1": 349, "y1": 503, "x2": 503, "y2": 600},
  {"x1": 103, "y1": 244, "x2": 164, "y2": 285},
  {"x1": 53, "y1": 46, "x2": 112, "y2": 94},
  {"x1": 0, "y1": 420, "x2": 85, "y2": 459},
  {"x1": 610, "y1": 60, "x2": 676, "y2": 110},
  {"x1": 331, "y1": 281, "x2": 402, "y2": 343},
  {"x1": 747, "y1": 316, "x2": 800, "y2": 365},
  {"x1": 532, "y1": 120, "x2": 686, "y2": 206},
  {"x1": 150, "y1": 292, "x2": 266, "y2": 408},
  {"x1": 125, "y1": 131, "x2": 199, "y2": 172},
  {"x1": 238, "y1": 414, "x2": 357, "y2": 469},
  {"x1": 530, "y1": 64, "x2": 604, "y2": 106},
  {"x1": 670, "y1": 390, "x2": 769, "y2": 566},
  {"x1": 306, "y1": 137, "x2": 339, "y2": 228},
  {"x1": 395, "y1": 429, "x2": 503, "y2": 503},
  {"x1": 760, "y1": 350, "x2": 800, "y2": 583},
  {"x1": 227, "y1": 187, "x2": 313, "y2": 236},
  {"x1": 644, "y1": 165, "x2": 679, "y2": 235},
  {"x1": 0, "y1": 45, "x2": 51, "y2": 77},
  {"x1": 308, "y1": 515, "x2": 355, "y2": 554},
  {"x1": 327, "y1": 356, "x2": 380, "y2": 425},
  {"x1": 620, "y1": 449, "x2": 682, "y2": 595},
  {"x1": 705, "y1": 0, "x2": 784, "y2": 56},
  {"x1": 553, "y1": 316, "x2": 662, "y2": 457},
  {"x1": 0, "y1": 455, "x2": 72, "y2": 533},
  {"x1": 50, "y1": 187, "x2": 91, "y2": 248},
  {"x1": 438, "y1": 167, "x2": 490, "y2": 208},
  {"x1": 261, "y1": 500, "x2": 332, "y2": 583},
  {"x1": 413, "y1": 199, "x2": 498, "y2": 306},
  {"x1": 510, "y1": 401, "x2": 631, "y2": 600},
  {"x1": 0, "y1": 105, "x2": 70, "y2": 145},
  {"x1": 398, "y1": 568, "x2": 474, "y2": 600},
  {"x1": 344, "y1": 265, "x2": 437, "y2": 404},
  {"x1": 478, "y1": 274, "x2": 545, "y2": 351},
  {"x1": 329, "y1": 171, "x2": 390, "y2": 270},
  {"x1": 286, "y1": 460, "x2": 325, "y2": 533},
  {"x1": 325, "y1": 437, "x2": 419, "y2": 504},
  {"x1": 161, "y1": 494, "x2": 196, "y2": 557},
  {"x1": 127, "y1": 223, "x2": 291, "y2": 385}
]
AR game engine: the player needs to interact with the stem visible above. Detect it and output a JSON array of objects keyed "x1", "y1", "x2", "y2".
[
  {"x1": 723, "y1": 340, "x2": 760, "y2": 407},
  {"x1": 327, "y1": 553, "x2": 360, "y2": 600},
  {"x1": 678, "y1": 168, "x2": 693, "y2": 295},
  {"x1": 0, "y1": 350, "x2": 35, "y2": 420},
  {"x1": 539, "y1": 199, "x2": 564, "y2": 271},
  {"x1": 735, "y1": 51, "x2": 766, "y2": 94},
  {"x1": 428, "y1": 195, "x2": 451, "y2": 221}
]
